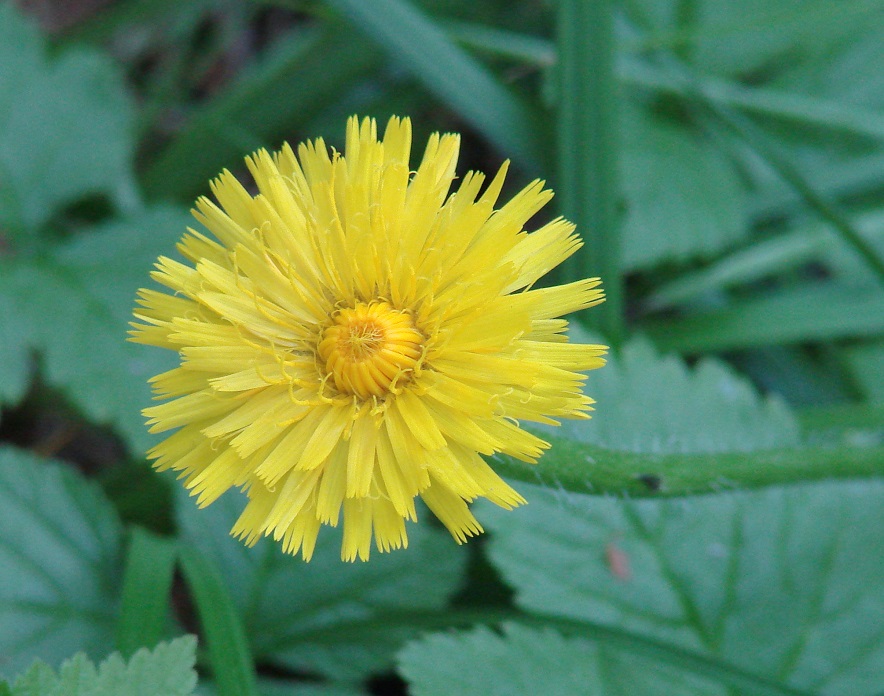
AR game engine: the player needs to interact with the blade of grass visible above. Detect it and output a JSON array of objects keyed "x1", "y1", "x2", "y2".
[
  {"x1": 641, "y1": 53, "x2": 884, "y2": 285},
  {"x1": 142, "y1": 26, "x2": 382, "y2": 201},
  {"x1": 314, "y1": 0, "x2": 545, "y2": 171},
  {"x1": 643, "y1": 283, "x2": 884, "y2": 353},
  {"x1": 701, "y1": 104, "x2": 884, "y2": 285},
  {"x1": 116, "y1": 527, "x2": 178, "y2": 657},
  {"x1": 645, "y1": 211, "x2": 884, "y2": 311},
  {"x1": 439, "y1": 19, "x2": 884, "y2": 145},
  {"x1": 179, "y1": 545, "x2": 258, "y2": 696},
  {"x1": 557, "y1": 0, "x2": 624, "y2": 344}
]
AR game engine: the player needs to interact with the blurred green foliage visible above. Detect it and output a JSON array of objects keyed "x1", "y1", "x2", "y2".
[{"x1": 0, "y1": 0, "x2": 882, "y2": 694}]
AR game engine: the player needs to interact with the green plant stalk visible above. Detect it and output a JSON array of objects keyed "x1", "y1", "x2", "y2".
[
  {"x1": 116, "y1": 528, "x2": 178, "y2": 658},
  {"x1": 179, "y1": 546, "x2": 258, "y2": 696},
  {"x1": 493, "y1": 436, "x2": 884, "y2": 498},
  {"x1": 557, "y1": 0, "x2": 624, "y2": 345}
]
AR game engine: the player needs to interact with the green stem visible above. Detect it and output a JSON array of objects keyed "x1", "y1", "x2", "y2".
[
  {"x1": 116, "y1": 528, "x2": 177, "y2": 657},
  {"x1": 493, "y1": 436, "x2": 884, "y2": 498},
  {"x1": 179, "y1": 546, "x2": 258, "y2": 696},
  {"x1": 557, "y1": 0, "x2": 624, "y2": 345}
]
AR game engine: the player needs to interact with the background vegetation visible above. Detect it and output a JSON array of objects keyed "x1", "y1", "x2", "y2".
[{"x1": 0, "y1": 0, "x2": 882, "y2": 694}]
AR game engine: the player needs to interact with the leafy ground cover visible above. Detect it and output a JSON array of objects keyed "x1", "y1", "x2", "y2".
[{"x1": 0, "y1": 0, "x2": 881, "y2": 694}]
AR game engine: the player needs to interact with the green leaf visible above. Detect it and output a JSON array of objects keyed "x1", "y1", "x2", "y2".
[
  {"x1": 399, "y1": 622, "x2": 728, "y2": 696},
  {"x1": 0, "y1": 3, "x2": 136, "y2": 238},
  {"x1": 621, "y1": 109, "x2": 747, "y2": 272},
  {"x1": 0, "y1": 447, "x2": 123, "y2": 678},
  {"x1": 483, "y1": 480, "x2": 884, "y2": 695},
  {"x1": 0, "y1": 206, "x2": 190, "y2": 452},
  {"x1": 175, "y1": 487, "x2": 468, "y2": 680},
  {"x1": 564, "y1": 336, "x2": 800, "y2": 454},
  {"x1": 398, "y1": 624, "x2": 721, "y2": 696},
  {"x1": 10, "y1": 635, "x2": 198, "y2": 696}
]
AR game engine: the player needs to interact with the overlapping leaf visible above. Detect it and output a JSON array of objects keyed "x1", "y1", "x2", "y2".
[
  {"x1": 483, "y1": 480, "x2": 884, "y2": 695},
  {"x1": 175, "y1": 487, "x2": 468, "y2": 680},
  {"x1": 0, "y1": 447, "x2": 123, "y2": 678},
  {"x1": 398, "y1": 623, "x2": 724, "y2": 696},
  {"x1": 0, "y1": 207, "x2": 189, "y2": 452},
  {"x1": 0, "y1": 3, "x2": 136, "y2": 238},
  {"x1": 9, "y1": 636, "x2": 197, "y2": 696}
]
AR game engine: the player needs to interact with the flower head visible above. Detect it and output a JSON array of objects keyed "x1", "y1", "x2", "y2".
[{"x1": 131, "y1": 116, "x2": 606, "y2": 561}]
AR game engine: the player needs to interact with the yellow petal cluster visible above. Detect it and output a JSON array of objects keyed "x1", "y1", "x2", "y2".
[{"x1": 131, "y1": 116, "x2": 606, "y2": 561}]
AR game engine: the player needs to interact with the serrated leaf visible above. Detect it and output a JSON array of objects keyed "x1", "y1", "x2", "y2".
[
  {"x1": 11, "y1": 635, "x2": 198, "y2": 696},
  {"x1": 0, "y1": 3, "x2": 136, "y2": 238},
  {"x1": 0, "y1": 206, "x2": 189, "y2": 452},
  {"x1": 175, "y1": 487, "x2": 468, "y2": 680},
  {"x1": 483, "y1": 480, "x2": 884, "y2": 695},
  {"x1": 0, "y1": 447, "x2": 123, "y2": 678},
  {"x1": 621, "y1": 110, "x2": 747, "y2": 272},
  {"x1": 566, "y1": 336, "x2": 801, "y2": 454},
  {"x1": 398, "y1": 623, "x2": 725, "y2": 696}
]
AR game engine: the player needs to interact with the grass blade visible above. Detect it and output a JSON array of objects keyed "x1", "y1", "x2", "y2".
[
  {"x1": 179, "y1": 546, "x2": 258, "y2": 696},
  {"x1": 643, "y1": 283, "x2": 884, "y2": 352},
  {"x1": 142, "y1": 26, "x2": 381, "y2": 201},
  {"x1": 319, "y1": 0, "x2": 545, "y2": 171},
  {"x1": 116, "y1": 527, "x2": 178, "y2": 657},
  {"x1": 557, "y1": 0, "x2": 624, "y2": 344}
]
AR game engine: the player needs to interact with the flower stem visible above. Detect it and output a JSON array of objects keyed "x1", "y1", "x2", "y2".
[{"x1": 557, "y1": 0, "x2": 624, "y2": 345}]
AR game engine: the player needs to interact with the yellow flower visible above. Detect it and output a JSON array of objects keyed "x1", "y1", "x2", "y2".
[{"x1": 131, "y1": 116, "x2": 606, "y2": 561}]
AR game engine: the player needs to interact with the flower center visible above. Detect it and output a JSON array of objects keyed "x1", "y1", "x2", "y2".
[{"x1": 318, "y1": 302, "x2": 423, "y2": 399}]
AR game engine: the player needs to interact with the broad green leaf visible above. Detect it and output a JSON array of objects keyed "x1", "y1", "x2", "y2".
[
  {"x1": 483, "y1": 480, "x2": 884, "y2": 695},
  {"x1": 175, "y1": 487, "x2": 468, "y2": 680},
  {"x1": 0, "y1": 447, "x2": 123, "y2": 678},
  {"x1": 564, "y1": 336, "x2": 801, "y2": 454},
  {"x1": 0, "y1": 207, "x2": 189, "y2": 452},
  {"x1": 11, "y1": 635, "x2": 197, "y2": 696},
  {"x1": 0, "y1": 3, "x2": 136, "y2": 238},
  {"x1": 398, "y1": 623, "x2": 724, "y2": 696},
  {"x1": 621, "y1": 110, "x2": 746, "y2": 272}
]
